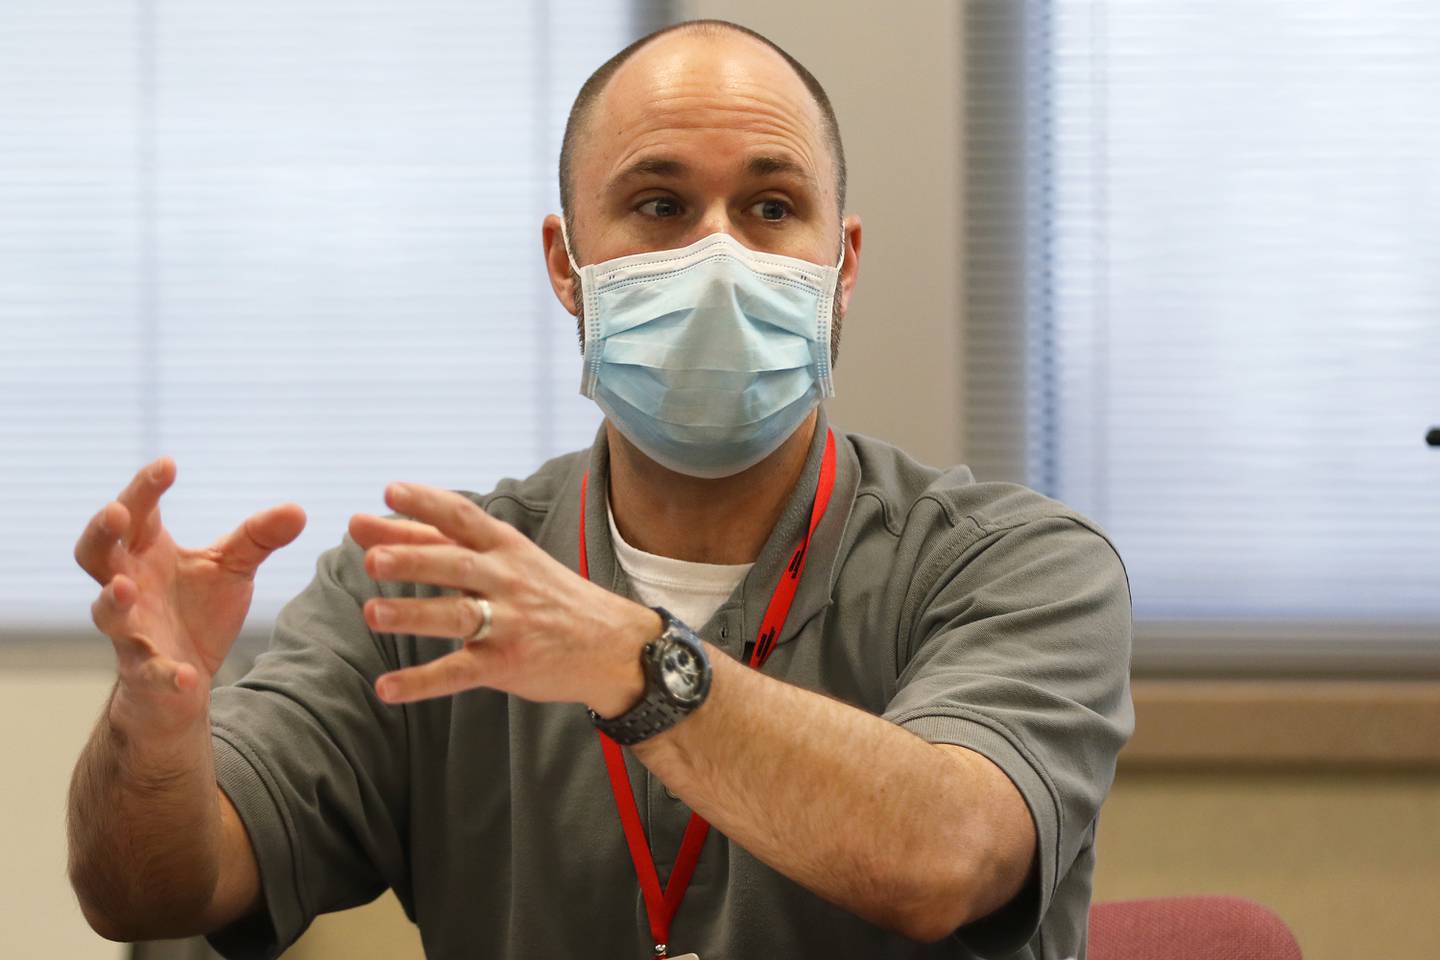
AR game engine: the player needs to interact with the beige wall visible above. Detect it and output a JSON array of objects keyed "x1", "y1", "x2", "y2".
[
  {"x1": 0, "y1": 666, "x2": 125, "y2": 960},
  {"x1": 1096, "y1": 769, "x2": 1440, "y2": 960},
  {"x1": 682, "y1": 0, "x2": 966, "y2": 469}
]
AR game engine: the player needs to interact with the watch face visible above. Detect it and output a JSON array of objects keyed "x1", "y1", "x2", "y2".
[{"x1": 659, "y1": 641, "x2": 705, "y2": 705}]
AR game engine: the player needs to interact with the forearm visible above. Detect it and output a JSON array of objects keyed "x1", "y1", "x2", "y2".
[
  {"x1": 631, "y1": 647, "x2": 1005, "y2": 942},
  {"x1": 67, "y1": 682, "x2": 223, "y2": 942}
]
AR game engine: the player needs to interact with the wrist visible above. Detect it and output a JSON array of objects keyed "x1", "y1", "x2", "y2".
[
  {"x1": 108, "y1": 679, "x2": 211, "y2": 758},
  {"x1": 586, "y1": 603, "x2": 661, "y2": 719},
  {"x1": 588, "y1": 607, "x2": 713, "y2": 746}
]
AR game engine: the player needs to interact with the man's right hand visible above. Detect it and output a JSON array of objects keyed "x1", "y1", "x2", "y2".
[{"x1": 74, "y1": 456, "x2": 306, "y2": 739}]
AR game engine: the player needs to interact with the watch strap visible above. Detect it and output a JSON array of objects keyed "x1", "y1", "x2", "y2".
[{"x1": 587, "y1": 607, "x2": 709, "y2": 746}]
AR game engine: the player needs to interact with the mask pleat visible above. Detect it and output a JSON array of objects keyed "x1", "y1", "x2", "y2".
[{"x1": 577, "y1": 232, "x2": 839, "y2": 478}]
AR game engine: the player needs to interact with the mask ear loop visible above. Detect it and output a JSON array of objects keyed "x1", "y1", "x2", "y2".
[
  {"x1": 561, "y1": 217, "x2": 602, "y2": 394},
  {"x1": 560, "y1": 216, "x2": 587, "y2": 335},
  {"x1": 560, "y1": 217, "x2": 583, "y2": 274}
]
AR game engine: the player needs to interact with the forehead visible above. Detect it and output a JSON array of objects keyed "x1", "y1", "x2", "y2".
[{"x1": 579, "y1": 31, "x2": 833, "y2": 196}]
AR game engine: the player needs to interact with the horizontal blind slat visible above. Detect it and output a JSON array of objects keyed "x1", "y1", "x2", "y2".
[{"x1": 1, "y1": 1, "x2": 655, "y2": 630}]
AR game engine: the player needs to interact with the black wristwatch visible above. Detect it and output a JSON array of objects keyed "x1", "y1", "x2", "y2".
[{"x1": 587, "y1": 606, "x2": 712, "y2": 746}]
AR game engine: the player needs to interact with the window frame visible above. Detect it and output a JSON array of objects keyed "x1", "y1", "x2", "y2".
[{"x1": 960, "y1": 0, "x2": 1440, "y2": 678}]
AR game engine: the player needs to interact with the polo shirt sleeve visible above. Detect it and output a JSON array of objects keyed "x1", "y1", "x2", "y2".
[
  {"x1": 203, "y1": 532, "x2": 411, "y2": 960},
  {"x1": 880, "y1": 513, "x2": 1134, "y2": 957}
]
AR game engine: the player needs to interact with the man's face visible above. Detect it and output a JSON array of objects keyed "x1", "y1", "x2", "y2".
[{"x1": 543, "y1": 30, "x2": 860, "y2": 358}]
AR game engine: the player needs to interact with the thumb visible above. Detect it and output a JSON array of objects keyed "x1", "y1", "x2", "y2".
[{"x1": 213, "y1": 502, "x2": 307, "y2": 577}]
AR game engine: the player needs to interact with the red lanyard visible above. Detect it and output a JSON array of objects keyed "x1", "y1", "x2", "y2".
[{"x1": 577, "y1": 429, "x2": 837, "y2": 959}]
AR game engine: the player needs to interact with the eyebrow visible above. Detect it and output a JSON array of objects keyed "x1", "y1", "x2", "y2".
[
  {"x1": 612, "y1": 157, "x2": 689, "y2": 184},
  {"x1": 743, "y1": 154, "x2": 817, "y2": 185},
  {"x1": 607, "y1": 154, "x2": 819, "y2": 190}
]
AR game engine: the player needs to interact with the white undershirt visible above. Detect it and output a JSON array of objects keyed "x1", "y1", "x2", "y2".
[{"x1": 606, "y1": 496, "x2": 753, "y2": 631}]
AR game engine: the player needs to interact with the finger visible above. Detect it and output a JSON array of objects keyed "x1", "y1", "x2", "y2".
[
  {"x1": 74, "y1": 500, "x2": 130, "y2": 584},
  {"x1": 363, "y1": 594, "x2": 494, "y2": 639},
  {"x1": 348, "y1": 512, "x2": 456, "y2": 551},
  {"x1": 126, "y1": 649, "x2": 197, "y2": 695},
  {"x1": 363, "y1": 543, "x2": 506, "y2": 593},
  {"x1": 115, "y1": 456, "x2": 176, "y2": 552},
  {"x1": 91, "y1": 574, "x2": 157, "y2": 659},
  {"x1": 374, "y1": 644, "x2": 506, "y2": 705},
  {"x1": 383, "y1": 483, "x2": 514, "y2": 553},
  {"x1": 210, "y1": 502, "x2": 307, "y2": 578},
  {"x1": 90, "y1": 577, "x2": 201, "y2": 694}
]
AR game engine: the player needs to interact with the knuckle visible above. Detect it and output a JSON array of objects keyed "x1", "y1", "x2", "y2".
[
  {"x1": 137, "y1": 656, "x2": 168, "y2": 688},
  {"x1": 443, "y1": 656, "x2": 471, "y2": 685},
  {"x1": 495, "y1": 521, "x2": 522, "y2": 547},
  {"x1": 90, "y1": 594, "x2": 109, "y2": 631},
  {"x1": 114, "y1": 656, "x2": 138, "y2": 685},
  {"x1": 491, "y1": 638, "x2": 522, "y2": 679},
  {"x1": 382, "y1": 547, "x2": 413, "y2": 579}
]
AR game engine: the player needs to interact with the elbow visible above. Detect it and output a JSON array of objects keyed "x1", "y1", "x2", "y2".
[
  {"x1": 74, "y1": 891, "x2": 133, "y2": 944},
  {"x1": 890, "y1": 887, "x2": 971, "y2": 945},
  {"x1": 71, "y1": 873, "x2": 146, "y2": 944},
  {"x1": 75, "y1": 896, "x2": 201, "y2": 945},
  {"x1": 69, "y1": 860, "x2": 123, "y2": 942},
  {"x1": 889, "y1": 843, "x2": 1023, "y2": 944},
  {"x1": 70, "y1": 866, "x2": 212, "y2": 944},
  {"x1": 903, "y1": 917, "x2": 963, "y2": 946},
  {"x1": 868, "y1": 859, "x2": 976, "y2": 944},
  {"x1": 69, "y1": 855, "x2": 143, "y2": 943}
]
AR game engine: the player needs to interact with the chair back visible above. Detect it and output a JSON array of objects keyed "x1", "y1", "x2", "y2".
[{"x1": 1088, "y1": 896, "x2": 1303, "y2": 960}]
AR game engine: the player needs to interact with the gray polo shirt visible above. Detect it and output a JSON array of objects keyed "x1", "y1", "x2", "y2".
[{"x1": 206, "y1": 407, "x2": 1134, "y2": 960}]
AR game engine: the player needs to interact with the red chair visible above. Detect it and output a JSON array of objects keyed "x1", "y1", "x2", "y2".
[{"x1": 1088, "y1": 896, "x2": 1303, "y2": 960}]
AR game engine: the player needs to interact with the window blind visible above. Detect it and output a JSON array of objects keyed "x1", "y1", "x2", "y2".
[
  {"x1": 1, "y1": 1, "x2": 670, "y2": 634},
  {"x1": 969, "y1": 1, "x2": 1440, "y2": 662}
]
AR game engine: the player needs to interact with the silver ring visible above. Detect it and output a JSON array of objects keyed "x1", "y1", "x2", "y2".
[{"x1": 462, "y1": 596, "x2": 492, "y2": 643}]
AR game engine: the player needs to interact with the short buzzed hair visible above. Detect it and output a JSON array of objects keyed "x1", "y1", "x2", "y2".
[{"x1": 558, "y1": 19, "x2": 847, "y2": 247}]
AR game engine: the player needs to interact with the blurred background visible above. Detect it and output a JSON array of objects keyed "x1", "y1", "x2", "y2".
[{"x1": 2, "y1": 1, "x2": 1437, "y2": 957}]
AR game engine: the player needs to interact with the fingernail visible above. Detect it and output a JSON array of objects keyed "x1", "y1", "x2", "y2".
[
  {"x1": 377, "y1": 679, "x2": 395, "y2": 701},
  {"x1": 373, "y1": 603, "x2": 394, "y2": 626},
  {"x1": 372, "y1": 549, "x2": 393, "y2": 575},
  {"x1": 389, "y1": 483, "x2": 409, "y2": 500}
]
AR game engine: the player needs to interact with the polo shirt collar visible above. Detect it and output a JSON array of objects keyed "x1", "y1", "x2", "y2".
[{"x1": 575, "y1": 405, "x2": 860, "y2": 661}]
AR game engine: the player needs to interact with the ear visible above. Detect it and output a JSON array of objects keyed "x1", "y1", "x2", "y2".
[
  {"x1": 837, "y1": 213, "x2": 862, "y2": 314},
  {"x1": 541, "y1": 213, "x2": 580, "y2": 315}
]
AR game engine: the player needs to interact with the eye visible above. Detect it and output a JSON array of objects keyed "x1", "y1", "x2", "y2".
[
  {"x1": 637, "y1": 197, "x2": 682, "y2": 218},
  {"x1": 750, "y1": 198, "x2": 791, "y2": 222}
]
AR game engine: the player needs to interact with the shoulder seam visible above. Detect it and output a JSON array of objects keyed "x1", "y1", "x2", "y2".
[
  {"x1": 898, "y1": 513, "x2": 1126, "y2": 670},
  {"x1": 968, "y1": 513, "x2": 1126, "y2": 570},
  {"x1": 855, "y1": 488, "x2": 903, "y2": 538},
  {"x1": 911, "y1": 490, "x2": 963, "y2": 528},
  {"x1": 478, "y1": 492, "x2": 552, "y2": 515},
  {"x1": 855, "y1": 487, "x2": 969, "y2": 540}
]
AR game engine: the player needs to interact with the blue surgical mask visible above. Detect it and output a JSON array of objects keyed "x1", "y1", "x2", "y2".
[{"x1": 563, "y1": 227, "x2": 844, "y2": 479}]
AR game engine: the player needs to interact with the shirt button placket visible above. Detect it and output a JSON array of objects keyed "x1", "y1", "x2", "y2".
[{"x1": 718, "y1": 610, "x2": 741, "y2": 660}]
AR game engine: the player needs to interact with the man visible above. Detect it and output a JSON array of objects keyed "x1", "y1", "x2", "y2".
[{"x1": 67, "y1": 19, "x2": 1133, "y2": 960}]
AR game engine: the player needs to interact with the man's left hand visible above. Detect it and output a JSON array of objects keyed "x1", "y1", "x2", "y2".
[{"x1": 347, "y1": 482, "x2": 657, "y2": 714}]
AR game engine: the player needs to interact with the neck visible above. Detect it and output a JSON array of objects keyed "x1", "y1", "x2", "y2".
[{"x1": 606, "y1": 411, "x2": 819, "y2": 565}]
